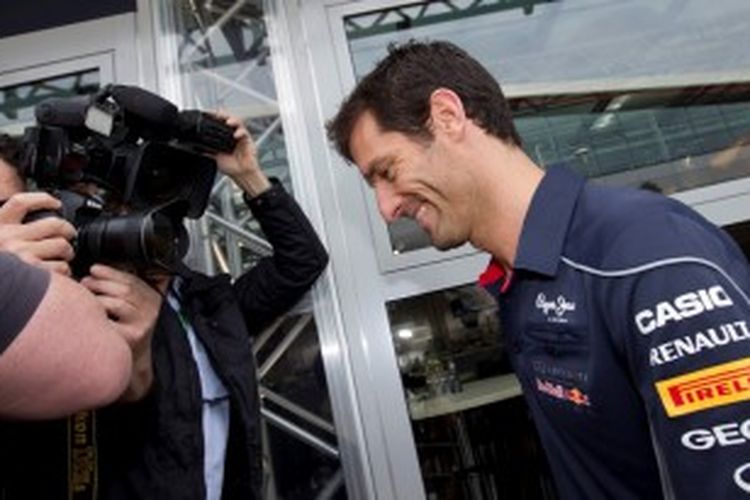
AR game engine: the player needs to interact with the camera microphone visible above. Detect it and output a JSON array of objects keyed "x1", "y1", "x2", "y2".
[
  {"x1": 107, "y1": 86, "x2": 236, "y2": 152},
  {"x1": 176, "y1": 111, "x2": 237, "y2": 153},
  {"x1": 109, "y1": 85, "x2": 179, "y2": 129},
  {"x1": 35, "y1": 96, "x2": 91, "y2": 128}
]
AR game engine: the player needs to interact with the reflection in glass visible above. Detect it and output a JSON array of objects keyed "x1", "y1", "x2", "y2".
[
  {"x1": 344, "y1": 0, "x2": 750, "y2": 254},
  {"x1": 387, "y1": 284, "x2": 556, "y2": 499},
  {"x1": 514, "y1": 84, "x2": 750, "y2": 193},
  {"x1": 0, "y1": 69, "x2": 100, "y2": 133},
  {"x1": 388, "y1": 284, "x2": 511, "y2": 401}
]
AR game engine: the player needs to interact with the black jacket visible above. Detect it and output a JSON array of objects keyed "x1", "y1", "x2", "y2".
[{"x1": 0, "y1": 181, "x2": 328, "y2": 500}]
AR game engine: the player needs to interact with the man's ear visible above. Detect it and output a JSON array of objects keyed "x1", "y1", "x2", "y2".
[{"x1": 428, "y1": 88, "x2": 467, "y2": 139}]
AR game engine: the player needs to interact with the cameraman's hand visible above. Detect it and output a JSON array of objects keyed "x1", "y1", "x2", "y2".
[
  {"x1": 0, "y1": 192, "x2": 76, "y2": 276},
  {"x1": 211, "y1": 112, "x2": 271, "y2": 198},
  {"x1": 81, "y1": 264, "x2": 164, "y2": 402}
]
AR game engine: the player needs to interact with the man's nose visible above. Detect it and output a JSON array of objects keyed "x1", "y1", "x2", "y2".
[{"x1": 374, "y1": 183, "x2": 401, "y2": 223}]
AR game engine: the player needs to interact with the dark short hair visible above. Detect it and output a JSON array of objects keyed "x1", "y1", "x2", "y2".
[
  {"x1": 326, "y1": 40, "x2": 522, "y2": 163},
  {"x1": 0, "y1": 133, "x2": 23, "y2": 168}
]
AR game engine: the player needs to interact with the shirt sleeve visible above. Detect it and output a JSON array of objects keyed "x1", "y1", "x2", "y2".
[
  {"x1": 0, "y1": 252, "x2": 51, "y2": 354},
  {"x1": 232, "y1": 179, "x2": 328, "y2": 335},
  {"x1": 621, "y1": 223, "x2": 750, "y2": 499}
]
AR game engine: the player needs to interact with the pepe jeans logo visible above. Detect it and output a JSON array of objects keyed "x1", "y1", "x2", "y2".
[{"x1": 535, "y1": 293, "x2": 576, "y2": 323}]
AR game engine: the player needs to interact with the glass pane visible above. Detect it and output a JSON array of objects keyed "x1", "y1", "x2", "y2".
[
  {"x1": 387, "y1": 284, "x2": 557, "y2": 499},
  {"x1": 166, "y1": 1, "x2": 346, "y2": 497},
  {"x1": 258, "y1": 315, "x2": 345, "y2": 499},
  {"x1": 344, "y1": 0, "x2": 750, "y2": 253},
  {"x1": 0, "y1": 69, "x2": 100, "y2": 133},
  {"x1": 513, "y1": 85, "x2": 750, "y2": 193},
  {"x1": 173, "y1": 3, "x2": 291, "y2": 203}
]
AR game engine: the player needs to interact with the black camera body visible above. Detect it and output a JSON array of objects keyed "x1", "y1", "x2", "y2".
[{"x1": 20, "y1": 84, "x2": 236, "y2": 275}]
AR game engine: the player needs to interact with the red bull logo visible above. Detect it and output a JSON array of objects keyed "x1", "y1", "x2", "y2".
[{"x1": 535, "y1": 378, "x2": 590, "y2": 407}]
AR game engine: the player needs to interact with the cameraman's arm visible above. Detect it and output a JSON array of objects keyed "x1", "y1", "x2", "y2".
[
  {"x1": 81, "y1": 265, "x2": 163, "y2": 402},
  {"x1": 212, "y1": 113, "x2": 328, "y2": 333},
  {"x1": 0, "y1": 253, "x2": 132, "y2": 419},
  {"x1": 211, "y1": 113, "x2": 271, "y2": 197},
  {"x1": 0, "y1": 192, "x2": 76, "y2": 276}
]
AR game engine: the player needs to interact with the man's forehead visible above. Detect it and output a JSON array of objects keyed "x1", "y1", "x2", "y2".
[
  {"x1": 350, "y1": 112, "x2": 406, "y2": 173},
  {"x1": 349, "y1": 110, "x2": 380, "y2": 162}
]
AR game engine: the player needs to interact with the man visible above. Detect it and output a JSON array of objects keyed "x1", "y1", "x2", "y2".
[
  {"x1": 0, "y1": 135, "x2": 133, "y2": 419},
  {"x1": 0, "y1": 108, "x2": 328, "y2": 499},
  {"x1": 327, "y1": 41, "x2": 750, "y2": 499}
]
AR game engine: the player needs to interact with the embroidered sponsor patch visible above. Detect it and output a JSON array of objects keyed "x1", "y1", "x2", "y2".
[
  {"x1": 531, "y1": 360, "x2": 589, "y2": 385},
  {"x1": 650, "y1": 320, "x2": 750, "y2": 366},
  {"x1": 655, "y1": 358, "x2": 750, "y2": 417},
  {"x1": 535, "y1": 377, "x2": 590, "y2": 407},
  {"x1": 535, "y1": 293, "x2": 576, "y2": 324},
  {"x1": 635, "y1": 285, "x2": 733, "y2": 335}
]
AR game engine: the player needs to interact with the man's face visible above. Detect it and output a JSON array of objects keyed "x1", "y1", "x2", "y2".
[
  {"x1": 0, "y1": 158, "x2": 24, "y2": 200},
  {"x1": 349, "y1": 110, "x2": 474, "y2": 251}
]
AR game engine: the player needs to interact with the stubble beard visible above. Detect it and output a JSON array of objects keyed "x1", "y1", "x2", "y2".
[{"x1": 430, "y1": 225, "x2": 466, "y2": 251}]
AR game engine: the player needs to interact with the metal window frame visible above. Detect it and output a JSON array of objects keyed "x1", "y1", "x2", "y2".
[{"x1": 267, "y1": 0, "x2": 429, "y2": 498}]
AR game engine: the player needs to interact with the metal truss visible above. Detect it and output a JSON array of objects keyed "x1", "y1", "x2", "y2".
[
  {"x1": 171, "y1": 1, "x2": 343, "y2": 497},
  {"x1": 344, "y1": 0, "x2": 555, "y2": 39}
]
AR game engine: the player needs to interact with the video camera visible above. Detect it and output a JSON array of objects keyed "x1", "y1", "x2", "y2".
[{"x1": 19, "y1": 84, "x2": 237, "y2": 276}]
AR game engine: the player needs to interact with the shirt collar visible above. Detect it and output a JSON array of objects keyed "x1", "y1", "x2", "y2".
[
  {"x1": 513, "y1": 165, "x2": 585, "y2": 277},
  {"x1": 478, "y1": 259, "x2": 513, "y2": 293}
]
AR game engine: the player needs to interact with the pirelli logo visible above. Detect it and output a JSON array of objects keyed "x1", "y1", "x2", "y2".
[{"x1": 655, "y1": 358, "x2": 750, "y2": 417}]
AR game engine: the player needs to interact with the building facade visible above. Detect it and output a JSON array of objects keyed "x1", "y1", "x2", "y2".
[{"x1": 2, "y1": 1, "x2": 749, "y2": 498}]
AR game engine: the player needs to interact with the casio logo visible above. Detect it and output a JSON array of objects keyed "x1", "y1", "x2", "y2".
[{"x1": 635, "y1": 285, "x2": 733, "y2": 335}]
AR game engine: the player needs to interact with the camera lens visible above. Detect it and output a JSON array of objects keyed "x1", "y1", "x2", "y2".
[
  {"x1": 145, "y1": 210, "x2": 188, "y2": 268},
  {"x1": 77, "y1": 205, "x2": 188, "y2": 271}
]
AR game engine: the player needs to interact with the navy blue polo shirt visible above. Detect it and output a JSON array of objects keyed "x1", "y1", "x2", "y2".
[{"x1": 481, "y1": 166, "x2": 750, "y2": 499}]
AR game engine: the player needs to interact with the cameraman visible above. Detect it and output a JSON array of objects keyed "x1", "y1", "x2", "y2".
[
  {"x1": 95, "y1": 112, "x2": 329, "y2": 500},
  {"x1": 0, "y1": 135, "x2": 133, "y2": 419}
]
